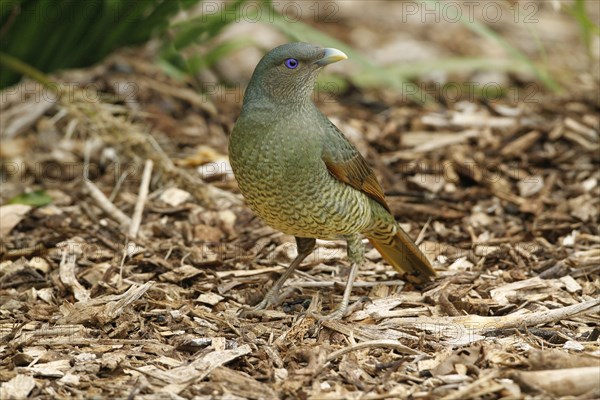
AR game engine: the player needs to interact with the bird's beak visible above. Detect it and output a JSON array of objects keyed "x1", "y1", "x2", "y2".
[{"x1": 315, "y1": 48, "x2": 348, "y2": 66}]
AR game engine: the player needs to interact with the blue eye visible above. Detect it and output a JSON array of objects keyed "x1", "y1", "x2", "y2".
[{"x1": 284, "y1": 58, "x2": 299, "y2": 69}]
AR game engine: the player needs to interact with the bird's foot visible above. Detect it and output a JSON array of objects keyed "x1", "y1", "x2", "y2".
[
  {"x1": 345, "y1": 295, "x2": 372, "y2": 314},
  {"x1": 306, "y1": 296, "x2": 372, "y2": 321},
  {"x1": 238, "y1": 287, "x2": 301, "y2": 318}
]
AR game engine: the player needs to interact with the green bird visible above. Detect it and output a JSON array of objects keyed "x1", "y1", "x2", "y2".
[{"x1": 229, "y1": 42, "x2": 436, "y2": 319}]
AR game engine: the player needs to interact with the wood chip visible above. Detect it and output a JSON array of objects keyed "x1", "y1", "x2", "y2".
[
  {"x1": 559, "y1": 275, "x2": 582, "y2": 293},
  {"x1": 0, "y1": 204, "x2": 32, "y2": 236},
  {"x1": 197, "y1": 292, "x2": 224, "y2": 306},
  {"x1": 500, "y1": 130, "x2": 541, "y2": 156},
  {"x1": 0, "y1": 374, "x2": 36, "y2": 399},
  {"x1": 513, "y1": 367, "x2": 600, "y2": 397},
  {"x1": 25, "y1": 359, "x2": 71, "y2": 378},
  {"x1": 159, "y1": 187, "x2": 191, "y2": 207}
]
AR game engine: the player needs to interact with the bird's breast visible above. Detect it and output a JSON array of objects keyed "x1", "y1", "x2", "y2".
[{"x1": 229, "y1": 112, "x2": 372, "y2": 239}]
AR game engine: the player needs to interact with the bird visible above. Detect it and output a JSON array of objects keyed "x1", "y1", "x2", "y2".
[{"x1": 229, "y1": 42, "x2": 436, "y2": 319}]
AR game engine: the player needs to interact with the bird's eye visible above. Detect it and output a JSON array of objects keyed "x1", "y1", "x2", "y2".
[{"x1": 284, "y1": 58, "x2": 299, "y2": 69}]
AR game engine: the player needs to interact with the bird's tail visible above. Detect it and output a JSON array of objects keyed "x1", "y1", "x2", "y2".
[{"x1": 368, "y1": 226, "x2": 436, "y2": 282}]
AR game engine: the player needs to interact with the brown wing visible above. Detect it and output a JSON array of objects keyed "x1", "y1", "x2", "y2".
[{"x1": 321, "y1": 121, "x2": 391, "y2": 212}]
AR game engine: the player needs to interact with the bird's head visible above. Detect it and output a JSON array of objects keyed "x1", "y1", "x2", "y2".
[{"x1": 243, "y1": 42, "x2": 347, "y2": 107}]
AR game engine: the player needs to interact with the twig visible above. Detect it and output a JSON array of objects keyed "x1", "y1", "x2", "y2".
[
  {"x1": 119, "y1": 239, "x2": 129, "y2": 282},
  {"x1": 57, "y1": 281, "x2": 154, "y2": 325},
  {"x1": 108, "y1": 170, "x2": 130, "y2": 203},
  {"x1": 415, "y1": 217, "x2": 432, "y2": 245},
  {"x1": 119, "y1": 241, "x2": 143, "y2": 282},
  {"x1": 286, "y1": 280, "x2": 408, "y2": 289},
  {"x1": 312, "y1": 338, "x2": 425, "y2": 378},
  {"x1": 388, "y1": 298, "x2": 600, "y2": 335},
  {"x1": 128, "y1": 159, "x2": 153, "y2": 238},
  {"x1": 83, "y1": 142, "x2": 131, "y2": 226},
  {"x1": 440, "y1": 370, "x2": 500, "y2": 400},
  {"x1": 83, "y1": 180, "x2": 132, "y2": 226},
  {"x1": 326, "y1": 339, "x2": 423, "y2": 362},
  {"x1": 512, "y1": 367, "x2": 600, "y2": 397},
  {"x1": 59, "y1": 250, "x2": 90, "y2": 303},
  {"x1": 0, "y1": 51, "x2": 56, "y2": 91}
]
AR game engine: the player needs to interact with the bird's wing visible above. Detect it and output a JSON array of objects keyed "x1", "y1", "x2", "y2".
[{"x1": 321, "y1": 120, "x2": 391, "y2": 212}]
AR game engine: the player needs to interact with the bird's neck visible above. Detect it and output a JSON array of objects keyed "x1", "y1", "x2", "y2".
[
  {"x1": 242, "y1": 98, "x2": 318, "y2": 118},
  {"x1": 243, "y1": 79, "x2": 316, "y2": 112}
]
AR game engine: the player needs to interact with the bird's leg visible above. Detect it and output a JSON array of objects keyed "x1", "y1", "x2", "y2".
[
  {"x1": 320, "y1": 234, "x2": 364, "y2": 320},
  {"x1": 241, "y1": 237, "x2": 315, "y2": 315}
]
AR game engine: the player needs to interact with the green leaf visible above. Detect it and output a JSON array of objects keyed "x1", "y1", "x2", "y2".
[
  {"x1": 9, "y1": 190, "x2": 53, "y2": 207},
  {"x1": 193, "y1": 38, "x2": 253, "y2": 74},
  {"x1": 568, "y1": 0, "x2": 600, "y2": 56},
  {"x1": 168, "y1": 0, "x2": 248, "y2": 50},
  {"x1": 0, "y1": 0, "x2": 205, "y2": 89},
  {"x1": 424, "y1": 0, "x2": 561, "y2": 92}
]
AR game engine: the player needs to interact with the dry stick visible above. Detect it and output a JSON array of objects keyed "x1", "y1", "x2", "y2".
[
  {"x1": 83, "y1": 180, "x2": 132, "y2": 226},
  {"x1": 56, "y1": 281, "x2": 154, "y2": 325},
  {"x1": 513, "y1": 366, "x2": 600, "y2": 397},
  {"x1": 82, "y1": 143, "x2": 131, "y2": 227},
  {"x1": 314, "y1": 339, "x2": 425, "y2": 377},
  {"x1": 119, "y1": 240, "x2": 145, "y2": 282},
  {"x1": 440, "y1": 370, "x2": 500, "y2": 400},
  {"x1": 34, "y1": 338, "x2": 168, "y2": 346},
  {"x1": 59, "y1": 250, "x2": 90, "y2": 303},
  {"x1": 119, "y1": 241, "x2": 129, "y2": 282},
  {"x1": 326, "y1": 339, "x2": 424, "y2": 361},
  {"x1": 415, "y1": 217, "x2": 432, "y2": 246},
  {"x1": 128, "y1": 159, "x2": 153, "y2": 238},
  {"x1": 287, "y1": 280, "x2": 408, "y2": 288},
  {"x1": 102, "y1": 281, "x2": 154, "y2": 322},
  {"x1": 108, "y1": 170, "x2": 130, "y2": 203},
  {"x1": 389, "y1": 298, "x2": 600, "y2": 334},
  {"x1": 120, "y1": 158, "x2": 152, "y2": 282},
  {"x1": 82, "y1": 143, "x2": 135, "y2": 284}
]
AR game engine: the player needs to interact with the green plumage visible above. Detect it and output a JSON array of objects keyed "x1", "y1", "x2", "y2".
[
  {"x1": 231, "y1": 103, "x2": 372, "y2": 238},
  {"x1": 229, "y1": 43, "x2": 435, "y2": 318}
]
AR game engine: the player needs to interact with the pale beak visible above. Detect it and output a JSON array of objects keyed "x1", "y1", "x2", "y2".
[{"x1": 315, "y1": 48, "x2": 348, "y2": 66}]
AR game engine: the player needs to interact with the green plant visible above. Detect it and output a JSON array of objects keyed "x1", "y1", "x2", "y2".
[
  {"x1": 566, "y1": 0, "x2": 600, "y2": 58},
  {"x1": 159, "y1": 0, "x2": 251, "y2": 79},
  {"x1": 0, "y1": 0, "x2": 200, "y2": 89},
  {"x1": 424, "y1": 0, "x2": 561, "y2": 92},
  {"x1": 9, "y1": 189, "x2": 52, "y2": 206}
]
